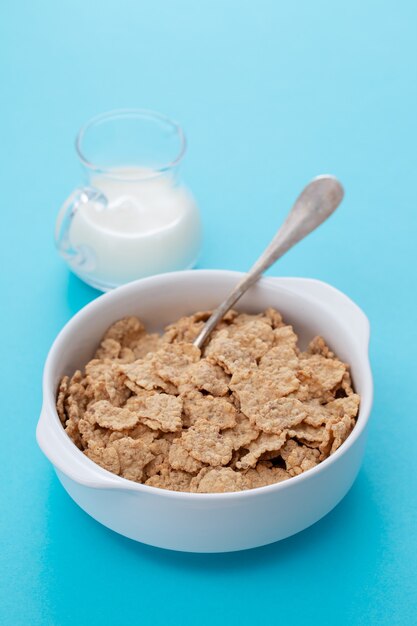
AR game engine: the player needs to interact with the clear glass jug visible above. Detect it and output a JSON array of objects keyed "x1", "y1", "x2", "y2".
[{"x1": 55, "y1": 109, "x2": 202, "y2": 291}]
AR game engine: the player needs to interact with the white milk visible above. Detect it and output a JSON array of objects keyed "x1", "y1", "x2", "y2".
[{"x1": 68, "y1": 168, "x2": 202, "y2": 289}]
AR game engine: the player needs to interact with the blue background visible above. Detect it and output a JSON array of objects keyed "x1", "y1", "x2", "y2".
[{"x1": 1, "y1": 1, "x2": 416, "y2": 624}]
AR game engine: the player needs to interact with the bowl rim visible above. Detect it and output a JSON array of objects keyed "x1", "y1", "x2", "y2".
[{"x1": 38, "y1": 270, "x2": 373, "y2": 500}]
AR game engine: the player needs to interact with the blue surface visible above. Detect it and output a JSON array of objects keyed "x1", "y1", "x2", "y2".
[{"x1": 1, "y1": 1, "x2": 416, "y2": 624}]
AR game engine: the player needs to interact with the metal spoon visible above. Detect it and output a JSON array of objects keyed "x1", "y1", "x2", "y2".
[{"x1": 193, "y1": 175, "x2": 344, "y2": 349}]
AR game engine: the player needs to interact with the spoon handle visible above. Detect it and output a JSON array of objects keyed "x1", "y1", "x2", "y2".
[{"x1": 193, "y1": 175, "x2": 344, "y2": 349}]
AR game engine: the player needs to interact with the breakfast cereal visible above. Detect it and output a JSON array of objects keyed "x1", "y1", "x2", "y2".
[{"x1": 57, "y1": 309, "x2": 360, "y2": 493}]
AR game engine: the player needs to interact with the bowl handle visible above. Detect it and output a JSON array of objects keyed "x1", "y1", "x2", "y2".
[
  {"x1": 36, "y1": 407, "x2": 125, "y2": 490},
  {"x1": 264, "y1": 277, "x2": 370, "y2": 348}
]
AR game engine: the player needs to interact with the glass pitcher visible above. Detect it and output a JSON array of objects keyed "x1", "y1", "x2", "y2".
[{"x1": 55, "y1": 109, "x2": 202, "y2": 291}]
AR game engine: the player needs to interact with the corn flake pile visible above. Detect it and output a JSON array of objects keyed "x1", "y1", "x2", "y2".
[{"x1": 57, "y1": 309, "x2": 360, "y2": 493}]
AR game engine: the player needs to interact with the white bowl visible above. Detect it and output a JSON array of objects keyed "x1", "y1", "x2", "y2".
[{"x1": 37, "y1": 270, "x2": 373, "y2": 553}]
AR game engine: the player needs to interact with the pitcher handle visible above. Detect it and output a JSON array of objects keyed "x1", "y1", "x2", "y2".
[{"x1": 55, "y1": 186, "x2": 107, "y2": 272}]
